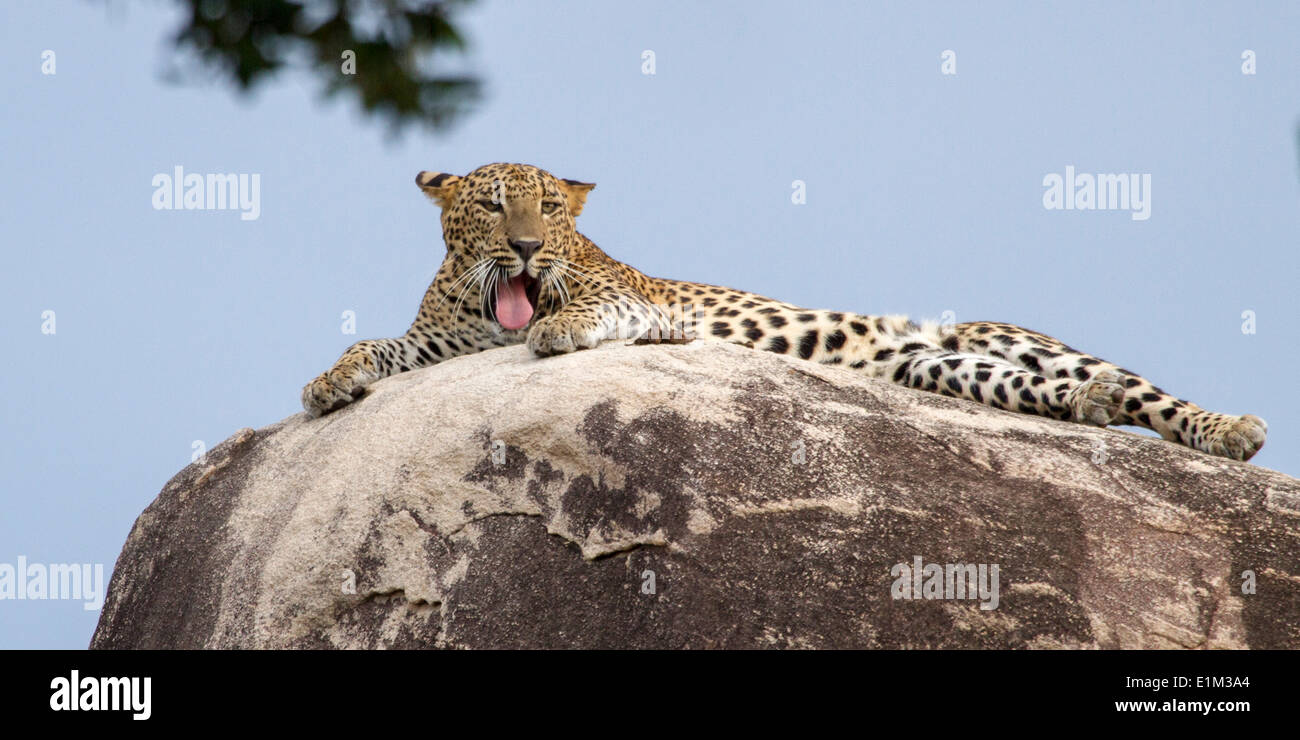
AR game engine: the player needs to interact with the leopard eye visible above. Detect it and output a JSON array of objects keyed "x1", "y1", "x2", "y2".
[
  {"x1": 541, "y1": 201, "x2": 562, "y2": 214},
  {"x1": 477, "y1": 200, "x2": 503, "y2": 213}
]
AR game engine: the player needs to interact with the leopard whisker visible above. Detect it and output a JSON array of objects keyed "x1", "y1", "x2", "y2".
[
  {"x1": 539, "y1": 266, "x2": 557, "y2": 314},
  {"x1": 541, "y1": 265, "x2": 569, "y2": 310},
  {"x1": 551, "y1": 259, "x2": 597, "y2": 295},
  {"x1": 451, "y1": 260, "x2": 493, "y2": 318},
  {"x1": 482, "y1": 264, "x2": 504, "y2": 321},
  {"x1": 432, "y1": 257, "x2": 493, "y2": 313}
]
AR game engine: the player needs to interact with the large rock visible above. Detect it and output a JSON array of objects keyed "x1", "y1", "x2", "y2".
[{"x1": 92, "y1": 341, "x2": 1300, "y2": 649}]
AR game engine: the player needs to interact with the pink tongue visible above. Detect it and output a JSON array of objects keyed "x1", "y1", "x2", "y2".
[{"x1": 495, "y1": 274, "x2": 534, "y2": 330}]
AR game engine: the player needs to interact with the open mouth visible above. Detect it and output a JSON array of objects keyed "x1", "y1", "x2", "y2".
[{"x1": 493, "y1": 270, "x2": 539, "y2": 330}]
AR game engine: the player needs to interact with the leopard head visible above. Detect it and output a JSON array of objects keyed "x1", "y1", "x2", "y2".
[{"x1": 415, "y1": 163, "x2": 594, "y2": 330}]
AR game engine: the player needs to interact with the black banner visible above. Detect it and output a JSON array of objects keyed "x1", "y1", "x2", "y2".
[{"x1": 0, "y1": 649, "x2": 1284, "y2": 726}]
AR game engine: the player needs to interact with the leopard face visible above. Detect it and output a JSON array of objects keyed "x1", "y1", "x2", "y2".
[{"x1": 415, "y1": 163, "x2": 594, "y2": 329}]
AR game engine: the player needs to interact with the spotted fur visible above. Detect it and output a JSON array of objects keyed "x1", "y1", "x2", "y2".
[{"x1": 302, "y1": 163, "x2": 1268, "y2": 462}]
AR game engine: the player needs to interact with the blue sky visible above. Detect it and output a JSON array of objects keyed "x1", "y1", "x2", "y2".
[{"x1": 2, "y1": 1, "x2": 1297, "y2": 648}]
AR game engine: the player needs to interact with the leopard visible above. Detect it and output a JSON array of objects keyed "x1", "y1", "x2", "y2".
[{"x1": 302, "y1": 162, "x2": 1268, "y2": 462}]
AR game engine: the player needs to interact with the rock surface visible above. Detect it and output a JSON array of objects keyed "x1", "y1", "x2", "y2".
[{"x1": 92, "y1": 341, "x2": 1300, "y2": 649}]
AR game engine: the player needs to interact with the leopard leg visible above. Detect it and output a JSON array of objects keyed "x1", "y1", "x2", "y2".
[
  {"x1": 949, "y1": 321, "x2": 1267, "y2": 461},
  {"x1": 881, "y1": 344, "x2": 1125, "y2": 426},
  {"x1": 301, "y1": 328, "x2": 482, "y2": 417},
  {"x1": 526, "y1": 285, "x2": 672, "y2": 356},
  {"x1": 736, "y1": 309, "x2": 1124, "y2": 426}
]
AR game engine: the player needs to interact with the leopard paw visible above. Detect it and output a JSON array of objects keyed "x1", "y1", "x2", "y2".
[
  {"x1": 301, "y1": 362, "x2": 377, "y2": 417},
  {"x1": 526, "y1": 314, "x2": 605, "y2": 357},
  {"x1": 1067, "y1": 370, "x2": 1126, "y2": 427},
  {"x1": 1204, "y1": 413, "x2": 1267, "y2": 461}
]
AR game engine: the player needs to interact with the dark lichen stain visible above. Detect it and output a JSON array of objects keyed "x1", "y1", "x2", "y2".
[{"x1": 445, "y1": 377, "x2": 1097, "y2": 648}]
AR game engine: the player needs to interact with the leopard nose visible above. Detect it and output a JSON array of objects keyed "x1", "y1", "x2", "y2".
[{"x1": 509, "y1": 239, "x2": 542, "y2": 264}]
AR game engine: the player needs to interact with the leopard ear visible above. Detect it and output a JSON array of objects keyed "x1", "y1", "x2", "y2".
[
  {"x1": 415, "y1": 171, "x2": 461, "y2": 208},
  {"x1": 558, "y1": 178, "x2": 595, "y2": 216}
]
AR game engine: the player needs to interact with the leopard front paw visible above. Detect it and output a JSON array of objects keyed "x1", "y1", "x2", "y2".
[
  {"x1": 301, "y1": 362, "x2": 377, "y2": 417},
  {"x1": 1066, "y1": 370, "x2": 1126, "y2": 427},
  {"x1": 1204, "y1": 413, "x2": 1267, "y2": 461},
  {"x1": 526, "y1": 314, "x2": 606, "y2": 357}
]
